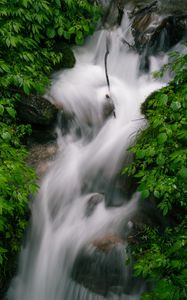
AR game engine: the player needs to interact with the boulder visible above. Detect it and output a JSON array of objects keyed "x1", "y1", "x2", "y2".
[
  {"x1": 17, "y1": 95, "x2": 58, "y2": 126},
  {"x1": 71, "y1": 234, "x2": 145, "y2": 297},
  {"x1": 132, "y1": 12, "x2": 187, "y2": 55},
  {"x1": 103, "y1": 94, "x2": 116, "y2": 119},
  {"x1": 158, "y1": 0, "x2": 187, "y2": 16},
  {"x1": 129, "y1": 1, "x2": 187, "y2": 71},
  {"x1": 27, "y1": 142, "x2": 57, "y2": 177},
  {"x1": 92, "y1": 234, "x2": 124, "y2": 251},
  {"x1": 85, "y1": 193, "x2": 104, "y2": 217}
]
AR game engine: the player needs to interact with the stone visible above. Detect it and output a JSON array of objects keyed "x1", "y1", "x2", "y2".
[
  {"x1": 132, "y1": 12, "x2": 187, "y2": 55},
  {"x1": 71, "y1": 234, "x2": 145, "y2": 297},
  {"x1": 103, "y1": 94, "x2": 116, "y2": 119},
  {"x1": 85, "y1": 193, "x2": 104, "y2": 217},
  {"x1": 92, "y1": 234, "x2": 124, "y2": 251},
  {"x1": 17, "y1": 95, "x2": 58, "y2": 126},
  {"x1": 27, "y1": 143, "x2": 58, "y2": 177}
]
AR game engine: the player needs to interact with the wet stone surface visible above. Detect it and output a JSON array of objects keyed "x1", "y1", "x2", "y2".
[
  {"x1": 71, "y1": 242, "x2": 145, "y2": 297},
  {"x1": 17, "y1": 95, "x2": 58, "y2": 126}
]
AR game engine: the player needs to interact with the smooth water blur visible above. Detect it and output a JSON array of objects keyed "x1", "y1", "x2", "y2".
[{"x1": 7, "y1": 12, "x2": 165, "y2": 300}]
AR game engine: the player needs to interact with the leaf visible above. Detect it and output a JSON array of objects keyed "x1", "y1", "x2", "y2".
[
  {"x1": 136, "y1": 150, "x2": 145, "y2": 159},
  {"x1": 46, "y1": 28, "x2": 56, "y2": 38},
  {"x1": 156, "y1": 154, "x2": 165, "y2": 165},
  {"x1": 141, "y1": 190, "x2": 150, "y2": 199},
  {"x1": 178, "y1": 167, "x2": 187, "y2": 179},
  {"x1": 0, "y1": 104, "x2": 4, "y2": 115},
  {"x1": 23, "y1": 83, "x2": 30, "y2": 95},
  {"x1": 63, "y1": 31, "x2": 70, "y2": 39},
  {"x1": 58, "y1": 27, "x2": 64, "y2": 36},
  {"x1": 83, "y1": 24, "x2": 89, "y2": 33},
  {"x1": 75, "y1": 31, "x2": 83, "y2": 45},
  {"x1": 68, "y1": 27, "x2": 75, "y2": 34},
  {"x1": 171, "y1": 102, "x2": 182, "y2": 111},
  {"x1": 1, "y1": 132, "x2": 11, "y2": 141},
  {"x1": 154, "y1": 190, "x2": 160, "y2": 198},
  {"x1": 6, "y1": 107, "x2": 16, "y2": 118},
  {"x1": 158, "y1": 94, "x2": 168, "y2": 106},
  {"x1": 157, "y1": 133, "x2": 167, "y2": 144}
]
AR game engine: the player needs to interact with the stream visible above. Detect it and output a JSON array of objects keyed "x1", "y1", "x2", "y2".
[{"x1": 7, "y1": 9, "x2": 166, "y2": 300}]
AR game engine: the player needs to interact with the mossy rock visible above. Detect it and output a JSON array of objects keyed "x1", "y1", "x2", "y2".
[{"x1": 17, "y1": 95, "x2": 58, "y2": 126}]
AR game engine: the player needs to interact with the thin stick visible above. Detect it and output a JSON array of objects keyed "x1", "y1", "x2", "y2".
[{"x1": 104, "y1": 33, "x2": 111, "y2": 92}]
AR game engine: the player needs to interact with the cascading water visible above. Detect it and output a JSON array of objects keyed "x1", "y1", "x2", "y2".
[{"x1": 7, "y1": 11, "x2": 166, "y2": 300}]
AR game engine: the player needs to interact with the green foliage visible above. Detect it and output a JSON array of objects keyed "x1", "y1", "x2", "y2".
[
  {"x1": 0, "y1": 0, "x2": 100, "y2": 95},
  {"x1": 0, "y1": 0, "x2": 100, "y2": 293},
  {"x1": 0, "y1": 93, "x2": 38, "y2": 291},
  {"x1": 124, "y1": 50, "x2": 187, "y2": 299}
]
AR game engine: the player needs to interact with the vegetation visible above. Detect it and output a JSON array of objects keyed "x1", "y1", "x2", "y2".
[
  {"x1": 124, "y1": 49, "x2": 187, "y2": 299},
  {"x1": 0, "y1": 0, "x2": 100, "y2": 294}
]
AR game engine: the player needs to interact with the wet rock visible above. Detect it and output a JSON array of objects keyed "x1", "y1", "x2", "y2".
[
  {"x1": 71, "y1": 238, "x2": 145, "y2": 297},
  {"x1": 85, "y1": 193, "x2": 104, "y2": 217},
  {"x1": 103, "y1": 94, "x2": 116, "y2": 119},
  {"x1": 27, "y1": 142, "x2": 57, "y2": 177},
  {"x1": 17, "y1": 95, "x2": 58, "y2": 126},
  {"x1": 92, "y1": 234, "x2": 125, "y2": 251},
  {"x1": 127, "y1": 1, "x2": 187, "y2": 72},
  {"x1": 132, "y1": 12, "x2": 187, "y2": 56},
  {"x1": 158, "y1": 0, "x2": 187, "y2": 16},
  {"x1": 26, "y1": 124, "x2": 57, "y2": 146}
]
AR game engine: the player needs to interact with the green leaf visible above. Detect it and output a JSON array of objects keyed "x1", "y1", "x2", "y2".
[
  {"x1": 58, "y1": 27, "x2": 64, "y2": 36},
  {"x1": 158, "y1": 94, "x2": 168, "y2": 106},
  {"x1": 154, "y1": 190, "x2": 160, "y2": 198},
  {"x1": 83, "y1": 24, "x2": 89, "y2": 33},
  {"x1": 178, "y1": 167, "x2": 187, "y2": 179},
  {"x1": 141, "y1": 190, "x2": 150, "y2": 199},
  {"x1": 75, "y1": 31, "x2": 83, "y2": 44},
  {"x1": 63, "y1": 31, "x2": 70, "y2": 39},
  {"x1": 171, "y1": 101, "x2": 182, "y2": 111},
  {"x1": 1, "y1": 132, "x2": 11, "y2": 141},
  {"x1": 157, "y1": 133, "x2": 167, "y2": 144},
  {"x1": 6, "y1": 107, "x2": 16, "y2": 118},
  {"x1": 0, "y1": 105, "x2": 4, "y2": 115},
  {"x1": 136, "y1": 150, "x2": 145, "y2": 159},
  {"x1": 47, "y1": 28, "x2": 56, "y2": 38},
  {"x1": 23, "y1": 83, "x2": 30, "y2": 95},
  {"x1": 68, "y1": 27, "x2": 75, "y2": 34},
  {"x1": 156, "y1": 154, "x2": 165, "y2": 165}
]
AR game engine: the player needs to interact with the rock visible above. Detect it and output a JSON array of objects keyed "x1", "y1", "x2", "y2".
[
  {"x1": 101, "y1": 0, "x2": 127, "y2": 27},
  {"x1": 129, "y1": 1, "x2": 187, "y2": 71},
  {"x1": 17, "y1": 95, "x2": 58, "y2": 126},
  {"x1": 92, "y1": 234, "x2": 124, "y2": 251},
  {"x1": 158, "y1": 0, "x2": 187, "y2": 16},
  {"x1": 27, "y1": 142, "x2": 58, "y2": 177},
  {"x1": 103, "y1": 94, "x2": 116, "y2": 119},
  {"x1": 26, "y1": 124, "x2": 57, "y2": 146},
  {"x1": 71, "y1": 236, "x2": 145, "y2": 297},
  {"x1": 85, "y1": 193, "x2": 104, "y2": 217},
  {"x1": 132, "y1": 12, "x2": 187, "y2": 56}
]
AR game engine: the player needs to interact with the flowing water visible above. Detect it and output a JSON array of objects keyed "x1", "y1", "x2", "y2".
[{"x1": 7, "y1": 11, "x2": 166, "y2": 300}]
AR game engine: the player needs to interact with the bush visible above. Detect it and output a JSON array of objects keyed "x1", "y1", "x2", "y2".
[{"x1": 124, "y1": 49, "x2": 187, "y2": 299}]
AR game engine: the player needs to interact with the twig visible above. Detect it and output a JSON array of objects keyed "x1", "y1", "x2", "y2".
[
  {"x1": 104, "y1": 33, "x2": 111, "y2": 92},
  {"x1": 121, "y1": 38, "x2": 135, "y2": 50},
  {"x1": 132, "y1": 117, "x2": 146, "y2": 122}
]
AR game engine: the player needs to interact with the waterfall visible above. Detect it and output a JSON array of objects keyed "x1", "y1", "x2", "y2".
[{"x1": 7, "y1": 11, "x2": 166, "y2": 300}]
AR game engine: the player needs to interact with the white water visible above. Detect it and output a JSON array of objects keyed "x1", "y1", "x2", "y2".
[{"x1": 7, "y1": 13, "x2": 165, "y2": 300}]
